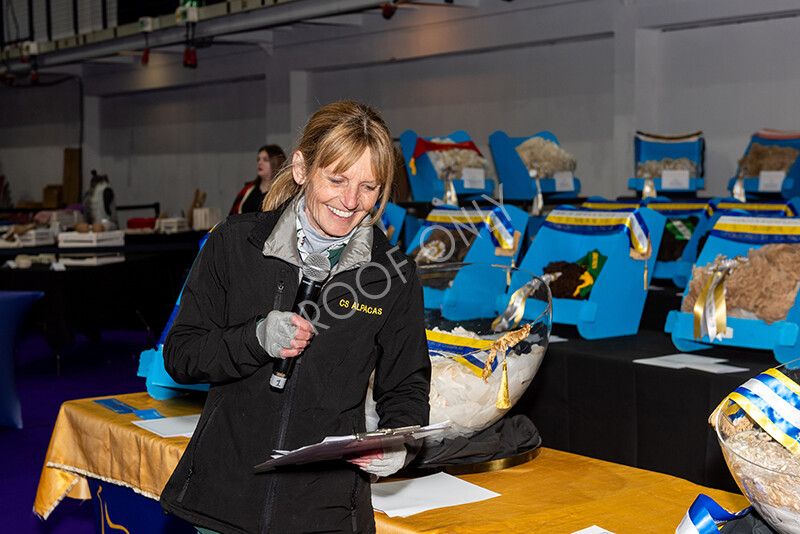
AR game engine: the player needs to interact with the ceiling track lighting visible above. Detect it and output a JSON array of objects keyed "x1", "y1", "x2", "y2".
[{"x1": 381, "y1": 2, "x2": 398, "y2": 19}]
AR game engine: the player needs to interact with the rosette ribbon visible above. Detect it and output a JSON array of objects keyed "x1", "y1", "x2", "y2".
[
  {"x1": 542, "y1": 208, "x2": 652, "y2": 288},
  {"x1": 709, "y1": 216, "x2": 800, "y2": 245},
  {"x1": 645, "y1": 201, "x2": 713, "y2": 217},
  {"x1": 675, "y1": 494, "x2": 751, "y2": 534},
  {"x1": 692, "y1": 256, "x2": 746, "y2": 342},
  {"x1": 580, "y1": 200, "x2": 641, "y2": 211},
  {"x1": 426, "y1": 330, "x2": 496, "y2": 377},
  {"x1": 422, "y1": 206, "x2": 516, "y2": 250},
  {"x1": 725, "y1": 366, "x2": 800, "y2": 454},
  {"x1": 712, "y1": 200, "x2": 797, "y2": 218}
]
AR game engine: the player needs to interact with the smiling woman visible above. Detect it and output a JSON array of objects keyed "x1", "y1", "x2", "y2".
[
  {"x1": 294, "y1": 148, "x2": 381, "y2": 238},
  {"x1": 159, "y1": 101, "x2": 431, "y2": 534},
  {"x1": 264, "y1": 100, "x2": 396, "y2": 227}
]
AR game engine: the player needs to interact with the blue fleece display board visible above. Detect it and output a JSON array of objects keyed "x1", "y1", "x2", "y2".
[
  {"x1": 138, "y1": 233, "x2": 211, "y2": 400},
  {"x1": 513, "y1": 206, "x2": 665, "y2": 339},
  {"x1": 726, "y1": 129, "x2": 800, "y2": 200},
  {"x1": 489, "y1": 130, "x2": 581, "y2": 201},
  {"x1": 407, "y1": 204, "x2": 528, "y2": 319},
  {"x1": 628, "y1": 131, "x2": 705, "y2": 195},
  {"x1": 380, "y1": 202, "x2": 406, "y2": 246},
  {"x1": 640, "y1": 198, "x2": 713, "y2": 287},
  {"x1": 665, "y1": 197, "x2": 800, "y2": 287},
  {"x1": 575, "y1": 197, "x2": 709, "y2": 288},
  {"x1": 399, "y1": 129, "x2": 494, "y2": 203},
  {"x1": 665, "y1": 215, "x2": 800, "y2": 363}
]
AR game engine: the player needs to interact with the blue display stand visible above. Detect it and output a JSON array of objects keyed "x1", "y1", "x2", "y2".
[
  {"x1": 407, "y1": 204, "x2": 528, "y2": 318},
  {"x1": 665, "y1": 215, "x2": 800, "y2": 363},
  {"x1": 399, "y1": 129, "x2": 494, "y2": 202},
  {"x1": 668, "y1": 197, "x2": 800, "y2": 287},
  {"x1": 87, "y1": 479, "x2": 195, "y2": 534},
  {"x1": 488, "y1": 130, "x2": 581, "y2": 201},
  {"x1": 521, "y1": 216, "x2": 545, "y2": 260},
  {"x1": 628, "y1": 131, "x2": 705, "y2": 196},
  {"x1": 379, "y1": 201, "x2": 406, "y2": 246},
  {"x1": 641, "y1": 198, "x2": 713, "y2": 286},
  {"x1": 513, "y1": 206, "x2": 665, "y2": 339},
  {"x1": 138, "y1": 233, "x2": 211, "y2": 400},
  {"x1": 726, "y1": 129, "x2": 800, "y2": 200},
  {"x1": 402, "y1": 213, "x2": 421, "y2": 252},
  {"x1": 573, "y1": 197, "x2": 708, "y2": 288}
]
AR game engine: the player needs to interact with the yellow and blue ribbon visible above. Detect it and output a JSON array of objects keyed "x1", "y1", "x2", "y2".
[
  {"x1": 582, "y1": 199, "x2": 713, "y2": 217},
  {"x1": 711, "y1": 200, "x2": 798, "y2": 218},
  {"x1": 426, "y1": 330, "x2": 497, "y2": 377},
  {"x1": 726, "y1": 368, "x2": 800, "y2": 454},
  {"x1": 676, "y1": 494, "x2": 751, "y2": 534},
  {"x1": 580, "y1": 200, "x2": 641, "y2": 211},
  {"x1": 646, "y1": 201, "x2": 713, "y2": 217},
  {"x1": 543, "y1": 208, "x2": 651, "y2": 257},
  {"x1": 423, "y1": 206, "x2": 515, "y2": 249},
  {"x1": 709, "y1": 215, "x2": 800, "y2": 245}
]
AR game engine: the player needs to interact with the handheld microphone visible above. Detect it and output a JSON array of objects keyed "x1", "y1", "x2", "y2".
[{"x1": 269, "y1": 253, "x2": 331, "y2": 390}]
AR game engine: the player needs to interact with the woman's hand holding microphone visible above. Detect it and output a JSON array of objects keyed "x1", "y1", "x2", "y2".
[{"x1": 256, "y1": 311, "x2": 315, "y2": 359}]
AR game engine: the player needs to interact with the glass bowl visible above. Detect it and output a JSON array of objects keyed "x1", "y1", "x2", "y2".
[
  {"x1": 366, "y1": 262, "x2": 551, "y2": 440},
  {"x1": 714, "y1": 362, "x2": 800, "y2": 534},
  {"x1": 415, "y1": 262, "x2": 551, "y2": 441}
]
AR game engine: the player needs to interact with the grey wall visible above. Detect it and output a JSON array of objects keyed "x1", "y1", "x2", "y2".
[
  {"x1": 0, "y1": 78, "x2": 82, "y2": 201},
  {"x1": 309, "y1": 36, "x2": 615, "y2": 197},
  {"x1": 96, "y1": 79, "x2": 267, "y2": 218},
  {"x1": 2, "y1": 0, "x2": 800, "y2": 219},
  {"x1": 658, "y1": 16, "x2": 800, "y2": 196}
]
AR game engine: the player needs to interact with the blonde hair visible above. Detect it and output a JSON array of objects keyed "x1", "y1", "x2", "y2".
[{"x1": 263, "y1": 101, "x2": 395, "y2": 222}]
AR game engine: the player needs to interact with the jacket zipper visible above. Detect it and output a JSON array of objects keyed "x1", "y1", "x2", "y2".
[
  {"x1": 272, "y1": 281, "x2": 284, "y2": 310},
  {"x1": 349, "y1": 463, "x2": 360, "y2": 531},
  {"x1": 177, "y1": 396, "x2": 222, "y2": 503},
  {"x1": 261, "y1": 275, "x2": 297, "y2": 533}
]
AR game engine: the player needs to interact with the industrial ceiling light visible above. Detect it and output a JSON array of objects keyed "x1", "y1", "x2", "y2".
[
  {"x1": 138, "y1": 17, "x2": 158, "y2": 67},
  {"x1": 381, "y1": 2, "x2": 398, "y2": 19},
  {"x1": 176, "y1": 2, "x2": 199, "y2": 68}
]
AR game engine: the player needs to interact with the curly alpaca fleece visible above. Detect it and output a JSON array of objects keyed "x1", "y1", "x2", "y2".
[
  {"x1": 514, "y1": 137, "x2": 577, "y2": 178},
  {"x1": 426, "y1": 138, "x2": 496, "y2": 181},
  {"x1": 682, "y1": 244, "x2": 800, "y2": 324},
  {"x1": 636, "y1": 157, "x2": 698, "y2": 178},
  {"x1": 738, "y1": 143, "x2": 800, "y2": 178}
]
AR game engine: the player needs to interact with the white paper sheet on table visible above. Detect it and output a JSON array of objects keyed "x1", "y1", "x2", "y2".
[
  {"x1": 571, "y1": 526, "x2": 616, "y2": 534},
  {"x1": 132, "y1": 414, "x2": 200, "y2": 438},
  {"x1": 633, "y1": 353, "x2": 748, "y2": 374},
  {"x1": 371, "y1": 471, "x2": 500, "y2": 518}
]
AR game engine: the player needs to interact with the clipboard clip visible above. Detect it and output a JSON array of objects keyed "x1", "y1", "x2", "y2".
[{"x1": 355, "y1": 425, "x2": 420, "y2": 441}]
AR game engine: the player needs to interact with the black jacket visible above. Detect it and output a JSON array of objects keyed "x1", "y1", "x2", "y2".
[{"x1": 160, "y1": 204, "x2": 431, "y2": 534}]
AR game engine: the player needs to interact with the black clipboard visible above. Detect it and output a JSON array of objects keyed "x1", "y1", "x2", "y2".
[{"x1": 253, "y1": 422, "x2": 449, "y2": 473}]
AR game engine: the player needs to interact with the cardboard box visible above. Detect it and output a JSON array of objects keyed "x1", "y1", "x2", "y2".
[
  {"x1": 43, "y1": 185, "x2": 63, "y2": 209},
  {"x1": 62, "y1": 148, "x2": 82, "y2": 205}
]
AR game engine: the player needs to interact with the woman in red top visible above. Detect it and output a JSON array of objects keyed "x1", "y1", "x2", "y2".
[{"x1": 229, "y1": 144, "x2": 287, "y2": 215}]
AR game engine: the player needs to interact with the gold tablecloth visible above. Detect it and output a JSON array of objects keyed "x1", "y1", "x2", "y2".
[
  {"x1": 374, "y1": 448, "x2": 749, "y2": 533},
  {"x1": 34, "y1": 392, "x2": 749, "y2": 533},
  {"x1": 34, "y1": 392, "x2": 201, "y2": 519}
]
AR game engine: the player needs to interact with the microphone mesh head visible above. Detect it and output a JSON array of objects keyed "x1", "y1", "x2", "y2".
[{"x1": 302, "y1": 253, "x2": 332, "y2": 282}]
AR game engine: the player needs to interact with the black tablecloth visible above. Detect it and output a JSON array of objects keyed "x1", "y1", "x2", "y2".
[
  {"x1": 510, "y1": 284, "x2": 776, "y2": 493},
  {"x1": 0, "y1": 233, "x2": 203, "y2": 348}
]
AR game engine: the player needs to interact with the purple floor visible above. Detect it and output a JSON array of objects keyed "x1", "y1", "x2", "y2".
[{"x1": 1, "y1": 329, "x2": 153, "y2": 534}]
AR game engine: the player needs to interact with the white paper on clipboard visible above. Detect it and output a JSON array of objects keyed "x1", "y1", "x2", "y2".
[{"x1": 254, "y1": 421, "x2": 451, "y2": 472}]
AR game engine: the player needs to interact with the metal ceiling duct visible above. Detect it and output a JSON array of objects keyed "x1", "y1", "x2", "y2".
[{"x1": 4, "y1": 0, "x2": 394, "y2": 71}]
